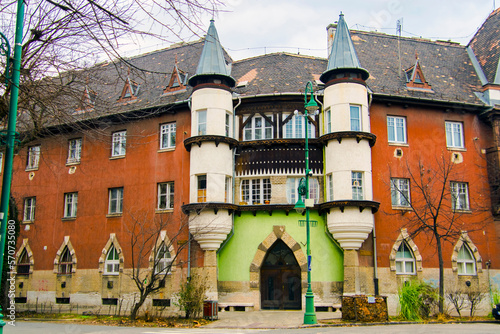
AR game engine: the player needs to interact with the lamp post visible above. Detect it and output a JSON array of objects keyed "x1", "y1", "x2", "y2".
[{"x1": 294, "y1": 81, "x2": 318, "y2": 325}]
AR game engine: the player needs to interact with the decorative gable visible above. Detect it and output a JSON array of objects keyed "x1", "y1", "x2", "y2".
[
  {"x1": 405, "y1": 58, "x2": 433, "y2": 92},
  {"x1": 118, "y1": 77, "x2": 140, "y2": 102},
  {"x1": 74, "y1": 86, "x2": 96, "y2": 114},
  {"x1": 164, "y1": 65, "x2": 188, "y2": 94}
]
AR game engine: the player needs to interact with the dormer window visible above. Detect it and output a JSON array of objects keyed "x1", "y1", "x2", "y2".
[
  {"x1": 118, "y1": 77, "x2": 140, "y2": 102},
  {"x1": 164, "y1": 65, "x2": 188, "y2": 94},
  {"x1": 405, "y1": 59, "x2": 433, "y2": 92},
  {"x1": 74, "y1": 86, "x2": 96, "y2": 114}
]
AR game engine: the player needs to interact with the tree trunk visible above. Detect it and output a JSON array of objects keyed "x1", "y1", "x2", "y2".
[
  {"x1": 436, "y1": 235, "x2": 444, "y2": 314},
  {"x1": 130, "y1": 292, "x2": 148, "y2": 320}
]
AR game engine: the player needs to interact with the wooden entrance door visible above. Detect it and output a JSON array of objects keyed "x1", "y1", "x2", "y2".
[{"x1": 260, "y1": 240, "x2": 301, "y2": 310}]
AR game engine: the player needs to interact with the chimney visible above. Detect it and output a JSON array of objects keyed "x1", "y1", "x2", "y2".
[{"x1": 327, "y1": 23, "x2": 337, "y2": 58}]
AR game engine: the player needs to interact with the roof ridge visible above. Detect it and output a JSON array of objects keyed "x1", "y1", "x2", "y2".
[
  {"x1": 351, "y1": 30, "x2": 466, "y2": 48},
  {"x1": 233, "y1": 52, "x2": 326, "y2": 64}
]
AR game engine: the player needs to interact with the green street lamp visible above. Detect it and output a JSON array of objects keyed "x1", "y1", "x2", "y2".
[{"x1": 294, "y1": 81, "x2": 318, "y2": 325}]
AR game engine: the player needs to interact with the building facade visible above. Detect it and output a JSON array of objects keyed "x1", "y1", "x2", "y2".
[{"x1": 9, "y1": 10, "x2": 500, "y2": 315}]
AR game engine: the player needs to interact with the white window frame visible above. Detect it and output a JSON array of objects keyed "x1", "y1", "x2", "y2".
[
  {"x1": 352, "y1": 171, "x2": 363, "y2": 200},
  {"x1": 160, "y1": 123, "x2": 176, "y2": 149},
  {"x1": 111, "y1": 131, "x2": 126, "y2": 157},
  {"x1": 286, "y1": 177, "x2": 320, "y2": 204},
  {"x1": 225, "y1": 176, "x2": 232, "y2": 203},
  {"x1": 198, "y1": 110, "x2": 207, "y2": 135},
  {"x1": 243, "y1": 115, "x2": 273, "y2": 141},
  {"x1": 387, "y1": 116, "x2": 407, "y2": 144},
  {"x1": 451, "y1": 181, "x2": 469, "y2": 211},
  {"x1": 395, "y1": 241, "x2": 416, "y2": 275},
  {"x1": 64, "y1": 192, "x2": 78, "y2": 218},
  {"x1": 108, "y1": 187, "x2": 124, "y2": 214},
  {"x1": 155, "y1": 242, "x2": 172, "y2": 275},
  {"x1": 67, "y1": 138, "x2": 82, "y2": 164},
  {"x1": 326, "y1": 108, "x2": 332, "y2": 133},
  {"x1": 58, "y1": 246, "x2": 73, "y2": 274},
  {"x1": 327, "y1": 174, "x2": 334, "y2": 201},
  {"x1": 241, "y1": 178, "x2": 271, "y2": 204},
  {"x1": 225, "y1": 113, "x2": 231, "y2": 137},
  {"x1": 26, "y1": 145, "x2": 40, "y2": 170},
  {"x1": 445, "y1": 121, "x2": 464, "y2": 149},
  {"x1": 391, "y1": 178, "x2": 410, "y2": 207},
  {"x1": 157, "y1": 182, "x2": 174, "y2": 210},
  {"x1": 457, "y1": 243, "x2": 476, "y2": 275},
  {"x1": 350, "y1": 105, "x2": 361, "y2": 131},
  {"x1": 23, "y1": 197, "x2": 36, "y2": 222},
  {"x1": 197, "y1": 175, "x2": 207, "y2": 203},
  {"x1": 283, "y1": 114, "x2": 315, "y2": 139},
  {"x1": 104, "y1": 244, "x2": 120, "y2": 275}
]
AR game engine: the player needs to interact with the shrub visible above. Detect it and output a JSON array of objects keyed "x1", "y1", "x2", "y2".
[
  {"x1": 176, "y1": 274, "x2": 208, "y2": 319},
  {"x1": 398, "y1": 280, "x2": 438, "y2": 321}
]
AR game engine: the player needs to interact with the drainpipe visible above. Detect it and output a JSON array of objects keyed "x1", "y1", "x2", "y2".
[
  {"x1": 186, "y1": 96, "x2": 192, "y2": 280},
  {"x1": 217, "y1": 94, "x2": 241, "y2": 253}
]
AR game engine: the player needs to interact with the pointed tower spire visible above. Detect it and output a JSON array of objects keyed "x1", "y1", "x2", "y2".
[
  {"x1": 320, "y1": 13, "x2": 369, "y2": 84},
  {"x1": 189, "y1": 19, "x2": 235, "y2": 88}
]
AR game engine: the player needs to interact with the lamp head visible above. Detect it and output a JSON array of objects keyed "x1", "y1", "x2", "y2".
[
  {"x1": 294, "y1": 198, "x2": 306, "y2": 214},
  {"x1": 305, "y1": 98, "x2": 319, "y2": 114}
]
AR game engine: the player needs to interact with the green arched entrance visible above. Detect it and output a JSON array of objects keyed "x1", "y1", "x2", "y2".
[{"x1": 260, "y1": 239, "x2": 301, "y2": 310}]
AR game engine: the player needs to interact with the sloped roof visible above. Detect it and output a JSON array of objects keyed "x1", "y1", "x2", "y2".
[{"x1": 468, "y1": 8, "x2": 500, "y2": 84}]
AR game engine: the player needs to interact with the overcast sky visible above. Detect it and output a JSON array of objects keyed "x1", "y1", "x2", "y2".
[{"x1": 124, "y1": 0, "x2": 500, "y2": 61}]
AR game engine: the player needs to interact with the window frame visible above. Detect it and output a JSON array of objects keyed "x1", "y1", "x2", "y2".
[
  {"x1": 108, "y1": 187, "x2": 124, "y2": 214},
  {"x1": 225, "y1": 113, "x2": 231, "y2": 137},
  {"x1": 58, "y1": 246, "x2": 73, "y2": 274},
  {"x1": 395, "y1": 241, "x2": 416, "y2": 275},
  {"x1": 154, "y1": 242, "x2": 172, "y2": 275},
  {"x1": 111, "y1": 131, "x2": 127, "y2": 157},
  {"x1": 457, "y1": 243, "x2": 476, "y2": 275},
  {"x1": 243, "y1": 115, "x2": 273, "y2": 141},
  {"x1": 104, "y1": 244, "x2": 120, "y2": 275},
  {"x1": 160, "y1": 123, "x2": 176, "y2": 150},
  {"x1": 351, "y1": 171, "x2": 364, "y2": 200},
  {"x1": 286, "y1": 177, "x2": 320, "y2": 204},
  {"x1": 157, "y1": 182, "x2": 174, "y2": 210},
  {"x1": 26, "y1": 145, "x2": 40, "y2": 170},
  {"x1": 445, "y1": 121, "x2": 464, "y2": 149},
  {"x1": 198, "y1": 110, "x2": 207, "y2": 136},
  {"x1": 67, "y1": 138, "x2": 82, "y2": 164},
  {"x1": 283, "y1": 113, "x2": 315, "y2": 139},
  {"x1": 387, "y1": 116, "x2": 407, "y2": 144},
  {"x1": 63, "y1": 192, "x2": 78, "y2": 218},
  {"x1": 327, "y1": 174, "x2": 334, "y2": 201},
  {"x1": 325, "y1": 108, "x2": 332, "y2": 133},
  {"x1": 16, "y1": 249, "x2": 30, "y2": 276},
  {"x1": 391, "y1": 178, "x2": 410, "y2": 207},
  {"x1": 225, "y1": 176, "x2": 232, "y2": 203},
  {"x1": 450, "y1": 181, "x2": 469, "y2": 211},
  {"x1": 350, "y1": 105, "x2": 361, "y2": 131},
  {"x1": 23, "y1": 197, "x2": 36, "y2": 222},
  {"x1": 197, "y1": 175, "x2": 207, "y2": 203},
  {"x1": 241, "y1": 178, "x2": 271, "y2": 204}
]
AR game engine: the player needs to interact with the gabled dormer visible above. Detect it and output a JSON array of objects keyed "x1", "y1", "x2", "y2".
[
  {"x1": 405, "y1": 58, "x2": 433, "y2": 92},
  {"x1": 74, "y1": 86, "x2": 96, "y2": 114},
  {"x1": 164, "y1": 64, "x2": 188, "y2": 94},
  {"x1": 118, "y1": 77, "x2": 140, "y2": 102}
]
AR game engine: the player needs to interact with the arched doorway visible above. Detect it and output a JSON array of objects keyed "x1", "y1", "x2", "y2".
[{"x1": 260, "y1": 239, "x2": 301, "y2": 310}]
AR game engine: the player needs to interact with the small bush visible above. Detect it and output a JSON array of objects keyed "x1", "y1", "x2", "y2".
[
  {"x1": 176, "y1": 274, "x2": 208, "y2": 319},
  {"x1": 398, "y1": 280, "x2": 438, "y2": 321}
]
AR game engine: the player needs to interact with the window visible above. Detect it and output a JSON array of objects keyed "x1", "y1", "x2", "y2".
[
  {"x1": 391, "y1": 178, "x2": 410, "y2": 207},
  {"x1": 225, "y1": 176, "x2": 232, "y2": 203},
  {"x1": 198, "y1": 110, "x2": 207, "y2": 135},
  {"x1": 63, "y1": 192, "x2": 78, "y2": 218},
  {"x1": 243, "y1": 115, "x2": 273, "y2": 141},
  {"x1": 283, "y1": 114, "x2": 315, "y2": 139},
  {"x1": 104, "y1": 244, "x2": 120, "y2": 275},
  {"x1": 17, "y1": 249, "x2": 30, "y2": 276},
  {"x1": 326, "y1": 108, "x2": 332, "y2": 133},
  {"x1": 241, "y1": 179, "x2": 271, "y2": 204},
  {"x1": 350, "y1": 105, "x2": 361, "y2": 131},
  {"x1": 158, "y1": 182, "x2": 174, "y2": 210},
  {"x1": 445, "y1": 121, "x2": 464, "y2": 149},
  {"x1": 327, "y1": 174, "x2": 334, "y2": 201},
  {"x1": 387, "y1": 116, "x2": 406, "y2": 144},
  {"x1": 395, "y1": 242, "x2": 415, "y2": 274},
  {"x1": 108, "y1": 187, "x2": 124, "y2": 214},
  {"x1": 67, "y1": 138, "x2": 82, "y2": 164},
  {"x1": 286, "y1": 178, "x2": 320, "y2": 204},
  {"x1": 451, "y1": 181, "x2": 469, "y2": 211},
  {"x1": 351, "y1": 172, "x2": 363, "y2": 200},
  {"x1": 23, "y1": 197, "x2": 36, "y2": 222},
  {"x1": 59, "y1": 246, "x2": 73, "y2": 274},
  {"x1": 160, "y1": 123, "x2": 176, "y2": 149},
  {"x1": 457, "y1": 244, "x2": 476, "y2": 275},
  {"x1": 197, "y1": 175, "x2": 207, "y2": 203},
  {"x1": 26, "y1": 145, "x2": 40, "y2": 170},
  {"x1": 0, "y1": 152, "x2": 3, "y2": 173},
  {"x1": 155, "y1": 242, "x2": 172, "y2": 274},
  {"x1": 225, "y1": 113, "x2": 231, "y2": 137},
  {"x1": 111, "y1": 131, "x2": 126, "y2": 157}
]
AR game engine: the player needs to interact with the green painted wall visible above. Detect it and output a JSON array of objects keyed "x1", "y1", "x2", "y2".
[{"x1": 217, "y1": 210, "x2": 343, "y2": 282}]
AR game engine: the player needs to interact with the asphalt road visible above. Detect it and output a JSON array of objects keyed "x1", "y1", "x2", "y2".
[{"x1": 7, "y1": 322, "x2": 500, "y2": 334}]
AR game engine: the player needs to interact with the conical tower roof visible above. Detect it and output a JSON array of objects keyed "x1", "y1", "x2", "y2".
[
  {"x1": 320, "y1": 13, "x2": 369, "y2": 83},
  {"x1": 188, "y1": 19, "x2": 235, "y2": 87}
]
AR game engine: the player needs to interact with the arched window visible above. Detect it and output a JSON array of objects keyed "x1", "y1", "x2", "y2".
[
  {"x1": 155, "y1": 242, "x2": 172, "y2": 274},
  {"x1": 395, "y1": 241, "x2": 415, "y2": 274},
  {"x1": 104, "y1": 244, "x2": 120, "y2": 275},
  {"x1": 59, "y1": 246, "x2": 73, "y2": 274},
  {"x1": 457, "y1": 243, "x2": 476, "y2": 275},
  {"x1": 17, "y1": 249, "x2": 30, "y2": 275}
]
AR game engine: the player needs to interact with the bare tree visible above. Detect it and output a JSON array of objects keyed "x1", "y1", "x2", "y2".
[
  {"x1": 125, "y1": 209, "x2": 191, "y2": 320},
  {"x1": 388, "y1": 152, "x2": 488, "y2": 314}
]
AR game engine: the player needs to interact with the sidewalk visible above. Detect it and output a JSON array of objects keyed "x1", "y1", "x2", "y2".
[{"x1": 201, "y1": 310, "x2": 342, "y2": 329}]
